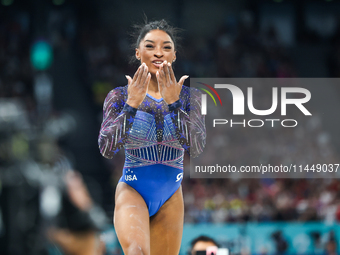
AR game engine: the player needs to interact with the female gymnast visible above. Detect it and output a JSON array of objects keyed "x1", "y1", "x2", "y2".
[{"x1": 98, "y1": 19, "x2": 206, "y2": 255}]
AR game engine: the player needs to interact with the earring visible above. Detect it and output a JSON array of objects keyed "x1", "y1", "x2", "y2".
[
  {"x1": 173, "y1": 59, "x2": 176, "y2": 63},
  {"x1": 137, "y1": 58, "x2": 140, "y2": 60}
]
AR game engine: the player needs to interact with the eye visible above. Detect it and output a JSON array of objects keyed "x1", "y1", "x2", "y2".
[
  {"x1": 164, "y1": 46, "x2": 172, "y2": 50},
  {"x1": 145, "y1": 44, "x2": 154, "y2": 48}
]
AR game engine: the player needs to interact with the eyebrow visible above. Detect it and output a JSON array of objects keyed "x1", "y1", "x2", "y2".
[{"x1": 144, "y1": 40, "x2": 172, "y2": 44}]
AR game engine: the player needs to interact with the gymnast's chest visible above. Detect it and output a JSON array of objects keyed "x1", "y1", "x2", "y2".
[
  {"x1": 127, "y1": 109, "x2": 176, "y2": 142},
  {"x1": 126, "y1": 95, "x2": 181, "y2": 143}
]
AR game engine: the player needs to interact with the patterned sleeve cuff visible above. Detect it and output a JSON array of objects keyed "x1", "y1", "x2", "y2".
[
  {"x1": 123, "y1": 103, "x2": 137, "y2": 116},
  {"x1": 168, "y1": 99, "x2": 182, "y2": 111}
]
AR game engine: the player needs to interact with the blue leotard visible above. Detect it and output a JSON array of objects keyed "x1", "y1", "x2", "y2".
[{"x1": 98, "y1": 85, "x2": 205, "y2": 216}]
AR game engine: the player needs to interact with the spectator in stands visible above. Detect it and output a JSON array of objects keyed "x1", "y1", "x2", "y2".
[{"x1": 190, "y1": 235, "x2": 220, "y2": 255}]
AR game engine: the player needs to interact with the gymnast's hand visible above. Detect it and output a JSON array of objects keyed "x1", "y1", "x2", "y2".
[
  {"x1": 125, "y1": 63, "x2": 151, "y2": 109},
  {"x1": 156, "y1": 60, "x2": 188, "y2": 105}
]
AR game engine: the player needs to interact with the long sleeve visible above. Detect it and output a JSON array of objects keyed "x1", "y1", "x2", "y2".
[
  {"x1": 98, "y1": 87, "x2": 136, "y2": 159},
  {"x1": 167, "y1": 87, "x2": 206, "y2": 158}
]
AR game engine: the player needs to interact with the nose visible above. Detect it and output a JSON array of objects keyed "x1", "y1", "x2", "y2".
[{"x1": 154, "y1": 46, "x2": 163, "y2": 58}]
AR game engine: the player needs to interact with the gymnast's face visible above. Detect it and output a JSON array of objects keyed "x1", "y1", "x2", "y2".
[{"x1": 135, "y1": 29, "x2": 176, "y2": 75}]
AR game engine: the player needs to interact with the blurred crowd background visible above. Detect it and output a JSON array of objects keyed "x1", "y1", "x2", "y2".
[{"x1": 1, "y1": 0, "x2": 340, "y2": 254}]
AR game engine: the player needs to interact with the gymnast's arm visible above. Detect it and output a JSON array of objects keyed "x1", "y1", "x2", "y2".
[
  {"x1": 98, "y1": 88, "x2": 137, "y2": 159},
  {"x1": 168, "y1": 87, "x2": 206, "y2": 158}
]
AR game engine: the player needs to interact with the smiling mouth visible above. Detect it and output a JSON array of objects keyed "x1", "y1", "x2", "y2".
[{"x1": 152, "y1": 60, "x2": 164, "y2": 67}]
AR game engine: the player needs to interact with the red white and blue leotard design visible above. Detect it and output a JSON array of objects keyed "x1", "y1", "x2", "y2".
[{"x1": 98, "y1": 85, "x2": 205, "y2": 216}]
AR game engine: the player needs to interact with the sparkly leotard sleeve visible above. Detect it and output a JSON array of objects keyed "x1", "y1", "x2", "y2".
[{"x1": 98, "y1": 85, "x2": 206, "y2": 216}]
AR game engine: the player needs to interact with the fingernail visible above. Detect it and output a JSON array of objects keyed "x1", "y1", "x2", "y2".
[
  {"x1": 164, "y1": 60, "x2": 167, "y2": 64},
  {"x1": 125, "y1": 75, "x2": 128, "y2": 79},
  {"x1": 168, "y1": 62, "x2": 171, "y2": 66},
  {"x1": 185, "y1": 75, "x2": 189, "y2": 79}
]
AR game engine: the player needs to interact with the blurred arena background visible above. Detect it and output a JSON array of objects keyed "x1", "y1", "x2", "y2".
[{"x1": 0, "y1": 0, "x2": 340, "y2": 254}]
